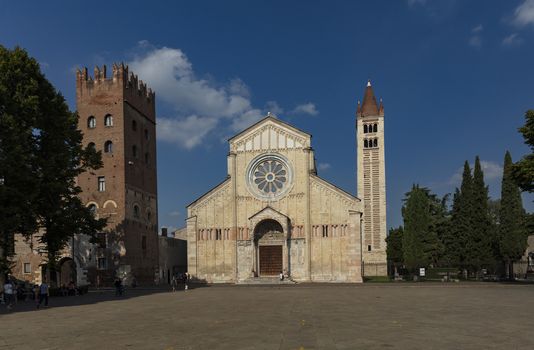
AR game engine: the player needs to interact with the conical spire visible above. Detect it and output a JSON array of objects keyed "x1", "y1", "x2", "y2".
[{"x1": 359, "y1": 80, "x2": 379, "y2": 117}]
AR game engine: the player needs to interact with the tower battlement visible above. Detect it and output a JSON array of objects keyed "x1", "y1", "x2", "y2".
[{"x1": 76, "y1": 63, "x2": 155, "y2": 120}]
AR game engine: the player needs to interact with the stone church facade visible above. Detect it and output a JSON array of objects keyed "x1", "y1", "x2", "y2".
[{"x1": 186, "y1": 81, "x2": 387, "y2": 283}]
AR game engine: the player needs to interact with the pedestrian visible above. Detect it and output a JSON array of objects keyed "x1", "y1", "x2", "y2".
[
  {"x1": 37, "y1": 280, "x2": 49, "y2": 309},
  {"x1": 114, "y1": 278, "x2": 123, "y2": 296},
  {"x1": 279, "y1": 271, "x2": 284, "y2": 281},
  {"x1": 171, "y1": 274, "x2": 177, "y2": 292},
  {"x1": 184, "y1": 272, "x2": 188, "y2": 291},
  {"x1": 3, "y1": 278, "x2": 15, "y2": 310}
]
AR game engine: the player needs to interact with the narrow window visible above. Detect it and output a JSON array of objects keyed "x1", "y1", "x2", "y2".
[
  {"x1": 132, "y1": 120, "x2": 137, "y2": 131},
  {"x1": 373, "y1": 123, "x2": 378, "y2": 132},
  {"x1": 145, "y1": 152, "x2": 149, "y2": 165},
  {"x1": 104, "y1": 140, "x2": 113, "y2": 153},
  {"x1": 363, "y1": 124, "x2": 368, "y2": 133},
  {"x1": 373, "y1": 138, "x2": 378, "y2": 147},
  {"x1": 132, "y1": 145, "x2": 138, "y2": 158},
  {"x1": 364, "y1": 139, "x2": 368, "y2": 148},
  {"x1": 97, "y1": 257, "x2": 107, "y2": 270},
  {"x1": 104, "y1": 114, "x2": 113, "y2": 127},
  {"x1": 147, "y1": 211, "x2": 151, "y2": 223},
  {"x1": 322, "y1": 225, "x2": 329, "y2": 238},
  {"x1": 133, "y1": 205, "x2": 140, "y2": 218},
  {"x1": 97, "y1": 176, "x2": 105, "y2": 192},
  {"x1": 368, "y1": 245, "x2": 372, "y2": 252},
  {"x1": 87, "y1": 116, "x2": 96, "y2": 129},
  {"x1": 23, "y1": 263, "x2": 31, "y2": 274},
  {"x1": 144, "y1": 129, "x2": 149, "y2": 140}
]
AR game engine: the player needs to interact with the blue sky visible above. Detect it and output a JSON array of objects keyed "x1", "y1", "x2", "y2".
[{"x1": 2, "y1": 0, "x2": 534, "y2": 231}]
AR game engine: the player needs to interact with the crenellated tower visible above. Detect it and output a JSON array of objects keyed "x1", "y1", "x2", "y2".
[
  {"x1": 356, "y1": 80, "x2": 387, "y2": 276},
  {"x1": 76, "y1": 63, "x2": 158, "y2": 285}
]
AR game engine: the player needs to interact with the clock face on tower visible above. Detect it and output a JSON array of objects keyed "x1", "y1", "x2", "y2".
[{"x1": 246, "y1": 153, "x2": 293, "y2": 200}]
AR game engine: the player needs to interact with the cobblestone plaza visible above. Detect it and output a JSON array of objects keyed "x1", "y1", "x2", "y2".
[{"x1": 1, "y1": 283, "x2": 533, "y2": 350}]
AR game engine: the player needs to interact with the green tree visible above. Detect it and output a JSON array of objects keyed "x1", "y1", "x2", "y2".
[
  {"x1": 512, "y1": 110, "x2": 534, "y2": 193},
  {"x1": 386, "y1": 226, "x2": 403, "y2": 275},
  {"x1": 499, "y1": 151, "x2": 527, "y2": 279},
  {"x1": 466, "y1": 156, "x2": 494, "y2": 275},
  {"x1": 0, "y1": 45, "x2": 106, "y2": 281},
  {"x1": 0, "y1": 46, "x2": 40, "y2": 281},
  {"x1": 402, "y1": 185, "x2": 441, "y2": 270},
  {"x1": 448, "y1": 162, "x2": 474, "y2": 269}
]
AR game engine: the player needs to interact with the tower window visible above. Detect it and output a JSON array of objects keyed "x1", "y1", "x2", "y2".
[
  {"x1": 133, "y1": 205, "x2": 140, "y2": 218},
  {"x1": 364, "y1": 139, "x2": 368, "y2": 148},
  {"x1": 87, "y1": 142, "x2": 96, "y2": 150},
  {"x1": 373, "y1": 124, "x2": 378, "y2": 133},
  {"x1": 147, "y1": 211, "x2": 152, "y2": 223},
  {"x1": 132, "y1": 145, "x2": 138, "y2": 158},
  {"x1": 104, "y1": 114, "x2": 113, "y2": 127},
  {"x1": 373, "y1": 138, "x2": 378, "y2": 147},
  {"x1": 23, "y1": 263, "x2": 31, "y2": 274},
  {"x1": 322, "y1": 225, "x2": 329, "y2": 238},
  {"x1": 363, "y1": 125, "x2": 368, "y2": 133},
  {"x1": 104, "y1": 140, "x2": 113, "y2": 153},
  {"x1": 144, "y1": 129, "x2": 149, "y2": 140},
  {"x1": 97, "y1": 176, "x2": 105, "y2": 192},
  {"x1": 368, "y1": 245, "x2": 372, "y2": 252},
  {"x1": 87, "y1": 116, "x2": 96, "y2": 129},
  {"x1": 132, "y1": 120, "x2": 137, "y2": 131}
]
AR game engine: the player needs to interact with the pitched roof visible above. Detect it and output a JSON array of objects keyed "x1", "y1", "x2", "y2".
[
  {"x1": 357, "y1": 80, "x2": 383, "y2": 117},
  {"x1": 228, "y1": 114, "x2": 310, "y2": 142}
]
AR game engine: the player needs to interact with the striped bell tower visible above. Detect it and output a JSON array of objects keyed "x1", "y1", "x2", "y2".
[{"x1": 356, "y1": 80, "x2": 387, "y2": 276}]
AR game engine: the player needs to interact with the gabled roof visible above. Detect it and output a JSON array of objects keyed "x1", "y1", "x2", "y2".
[
  {"x1": 228, "y1": 114, "x2": 311, "y2": 143},
  {"x1": 248, "y1": 206, "x2": 290, "y2": 221}
]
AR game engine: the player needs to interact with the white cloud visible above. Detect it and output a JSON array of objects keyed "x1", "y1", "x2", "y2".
[
  {"x1": 265, "y1": 101, "x2": 284, "y2": 115},
  {"x1": 448, "y1": 160, "x2": 503, "y2": 186},
  {"x1": 318, "y1": 163, "x2": 331, "y2": 171},
  {"x1": 291, "y1": 103, "x2": 319, "y2": 116},
  {"x1": 407, "y1": 0, "x2": 427, "y2": 6},
  {"x1": 512, "y1": 0, "x2": 534, "y2": 27},
  {"x1": 502, "y1": 33, "x2": 523, "y2": 46},
  {"x1": 128, "y1": 44, "x2": 277, "y2": 148},
  {"x1": 168, "y1": 210, "x2": 180, "y2": 217},
  {"x1": 468, "y1": 25, "x2": 483, "y2": 48}
]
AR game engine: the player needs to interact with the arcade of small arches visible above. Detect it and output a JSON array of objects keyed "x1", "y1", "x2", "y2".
[
  {"x1": 363, "y1": 138, "x2": 378, "y2": 148},
  {"x1": 87, "y1": 114, "x2": 113, "y2": 129},
  {"x1": 363, "y1": 123, "x2": 378, "y2": 134}
]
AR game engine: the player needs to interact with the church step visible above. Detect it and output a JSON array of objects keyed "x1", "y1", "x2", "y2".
[{"x1": 237, "y1": 277, "x2": 297, "y2": 285}]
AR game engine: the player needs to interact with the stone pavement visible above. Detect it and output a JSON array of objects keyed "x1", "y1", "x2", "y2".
[{"x1": 0, "y1": 283, "x2": 533, "y2": 350}]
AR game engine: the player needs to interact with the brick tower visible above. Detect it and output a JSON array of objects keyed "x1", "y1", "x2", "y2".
[
  {"x1": 356, "y1": 80, "x2": 387, "y2": 276},
  {"x1": 76, "y1": 64, "x2": 158, "y2": 285}
]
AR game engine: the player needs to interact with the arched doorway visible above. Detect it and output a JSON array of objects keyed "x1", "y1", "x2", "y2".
[
  {"x1": 59, "y1": 257, "x2": 77, "y2": 287},
  {"x1": 254, "y1": 219, "x2": 284, "y2": 276}
]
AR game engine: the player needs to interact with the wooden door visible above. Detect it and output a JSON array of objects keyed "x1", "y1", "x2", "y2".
[{"x1": 259, "y1": 245, "x2": 282, "y2": 276}]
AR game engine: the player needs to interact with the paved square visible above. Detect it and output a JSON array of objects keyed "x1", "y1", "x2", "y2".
[{"x1": 1, "y1": 283, "x2": 533, "y2": 350}]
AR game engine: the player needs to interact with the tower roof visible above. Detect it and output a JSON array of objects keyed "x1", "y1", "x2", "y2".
[{"x1": 358, "y1": 80, "x2": 382, "y2": 117}]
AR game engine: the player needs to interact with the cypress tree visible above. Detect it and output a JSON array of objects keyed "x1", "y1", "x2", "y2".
[
  {"x1": 386, "y1": 226, "x2": 404, "y2": 275},
  {"x1": 499, "y1": 151, "x2": 527, "y2": 278},
  {"x1": 449, "y1": 161, "x2": 473, "y2": 270},
  {"x1": 467, "y1": 156, "x2": 494, "y2": 275}
]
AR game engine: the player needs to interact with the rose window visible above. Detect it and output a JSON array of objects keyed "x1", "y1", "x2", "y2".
[
  {"x1": 246, "y1": 154, "x2": 293, "y2": 200},
  {"x1": 253, "y1": 160, "x2": 287, "y2": 194}
]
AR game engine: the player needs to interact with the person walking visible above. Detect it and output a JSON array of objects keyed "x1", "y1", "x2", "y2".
[
  {"x1": 184, "y1": 272, "x2": 188, "y2": 291},
  {"x1": 171, "y1": 274, "x2": 177, "y2": 292},
  {"x1": 3, "y1": 278, "x2": 15, "y2": 310},
  {"x1": 37, "y1": 280, "x2": 49, "y2": 309}
]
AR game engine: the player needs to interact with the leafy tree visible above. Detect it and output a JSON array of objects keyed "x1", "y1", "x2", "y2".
[
  {"x1": 0, "y1": 46, "x2": 40, "y2": 281},
  {"x1": 0, "y1": 45, "x2": 106, "y2": 281},
  {"x1": 466, "y1": 156, "x2": 494, "y2": 274},
  {"x1": 512, "y1": 110, "x2": 534, "y2": 193},
  {"x1": 499, "y1": 151, "x2": 527, "y2": 278},
  {"x1": 386, "y1": 226, "x2": 403, "y2": 275},
  {"x1": 402, "y1": 185, "x2": 441, "y2": 270}
]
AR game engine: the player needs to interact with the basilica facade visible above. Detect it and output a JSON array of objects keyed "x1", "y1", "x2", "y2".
[{"x1": 186, "y1": 82, "x2": 387, "y2": 283}]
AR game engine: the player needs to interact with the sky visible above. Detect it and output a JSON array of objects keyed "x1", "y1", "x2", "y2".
[{"x1": 1, "y1": 0, "x2": 534, "y2": 232}]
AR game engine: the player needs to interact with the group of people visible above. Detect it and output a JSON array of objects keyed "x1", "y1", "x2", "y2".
[
  {"x1": 2, "y1": 277, "x2": 50, "y2": 311},
  {"x1": 170, "y1": 272, "x2": 189, "y2": 292}
]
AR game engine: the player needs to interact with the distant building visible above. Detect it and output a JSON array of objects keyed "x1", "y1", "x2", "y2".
[
  {"x1": 158, "y1": 227, "x2": 187, "y2": 284},
  {"x1": 11, "y1": 64, "x2": 159, "y2": 286}
]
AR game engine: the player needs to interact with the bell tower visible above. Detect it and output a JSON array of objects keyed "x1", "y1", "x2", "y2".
[{"x1": 356, "y1": 80, "x2": 387, "y2": 276}]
